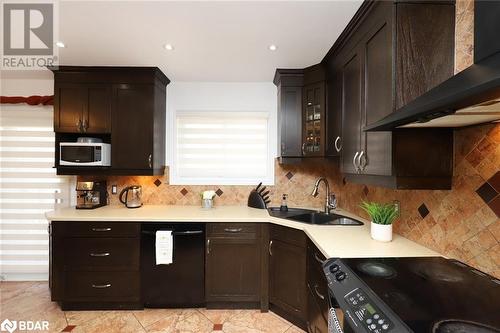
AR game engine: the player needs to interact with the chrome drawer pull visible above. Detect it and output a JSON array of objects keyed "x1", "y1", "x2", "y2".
[
  {"x1": 90, "y1": 252, "x2": 110, "y2": 257},
  {"x1": 224, "y1": 228, "x2": 243, "y2": 233},
  {"x1": 269, "y1": 240, "x2": 273, "y2": 256},
  {"x1": 314, "y1": 252, "x2": 325, "y2": 265},
  {"x1": 91, "y1": 227, "x2": 111, "y2": 232},
  {"x1": 314, "y1": 284, "x2": 325, "y2": 300},
  {"x1": 92, "y1": 283, "x2": 111, "y2": 289}
]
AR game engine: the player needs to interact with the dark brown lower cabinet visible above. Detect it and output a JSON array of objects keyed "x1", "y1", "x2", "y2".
[
  {"x1": 306, "y1": 241, "x2": 328, "y2": 333},
  {"x1": 49, "y1": 221, "x2": 142, "y2": 310},
  {"x1": 269, "y1": 225, "x2": 307, "y2": 329},
  {"x1": 205, "y1": 223, "x2": 263, "y2": 308}
]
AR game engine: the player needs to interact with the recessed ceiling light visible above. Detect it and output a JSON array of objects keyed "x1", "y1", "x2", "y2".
[
  {"x1": 55, "y1": 41, "x2": 65, "y2": 48},
  {"x1": 268, "y1": 44, "x2": 277, "y2": 51},
  {"x1": 164, "y1": 44, "x2": 174, "y2": 51}
]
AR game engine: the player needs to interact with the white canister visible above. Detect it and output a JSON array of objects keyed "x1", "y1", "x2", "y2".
[{"x1": 371, "y1": 222, "x2": 393, "y2": 242}]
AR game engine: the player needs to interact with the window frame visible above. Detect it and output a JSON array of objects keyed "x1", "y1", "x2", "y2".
[{"x1": 170, "y1": 109, "x2": 275, "y2": 186}]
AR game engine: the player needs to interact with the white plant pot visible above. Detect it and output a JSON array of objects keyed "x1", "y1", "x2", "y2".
[{"x1": 371, "y1": 222, "x2": 392, "y2": 242}]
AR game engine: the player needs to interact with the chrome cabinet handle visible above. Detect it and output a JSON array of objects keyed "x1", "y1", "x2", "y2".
[
  {"x1": 302, "y1": 143, "x2": 306, "y2": 155},
  {"x1": 358, "y1": 151, "x2": 365, "y2": 173},
  {"x1": 91, "y1": 227, "x2": 111, "y2": 232},
  {"x1": 314, "y1": 284, "x2": 325, "y2": 300},
  {"x1": 90, "y1": 252, "x2": 110, "y2": 257},
  {"x1": 206, "y1": 239, "x2": 210, "y2": 254},
  {"x1": 314, "y1": 252, "x2": 325, "y2": 265},
  {"x1": 352, "y1": 151, "x2": 359, "y2": 172},
  {"x1": 281, "y1": 142, "x2": 285, "y2": 153},
  {"x1": 92, "y1": 283, "x2": 111, "y2": 289},
  {"x1": 148, "y1": 154, "x2": 152, "y2": 168},
  {"x1": 334, "y1": 136, "x2": 342, "y2": 152},
  {"x1": 359, "y1": 150, "x2": 367, "y2": 171},
  {"x1": 269, "y1": 240, "x2": 273, "y2": 256},
  {"x1": 224, "y1": 228, "x2": 243, "y2": 233},
  {"x1": 76, "y1": 119, "x2": 83, "y2": 132}
]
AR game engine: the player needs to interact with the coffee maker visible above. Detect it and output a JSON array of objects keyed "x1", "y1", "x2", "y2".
[{"x1": 76, "y1": 181, "x2": 107, "y2": 209}]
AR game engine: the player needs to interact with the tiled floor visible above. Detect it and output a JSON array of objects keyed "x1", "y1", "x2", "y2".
[{"x1": 0, "y1": 282, "x2": 306, "y2": 333}]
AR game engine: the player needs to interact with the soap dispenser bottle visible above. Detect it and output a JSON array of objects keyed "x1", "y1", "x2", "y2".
[{"x1": 280, "y1": 194, "x2": 288, "y2": 212}]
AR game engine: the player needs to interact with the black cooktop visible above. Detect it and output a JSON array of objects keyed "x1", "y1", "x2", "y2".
[{"x1": 341, "y1": 257, "x2": 500, "y2": 333}]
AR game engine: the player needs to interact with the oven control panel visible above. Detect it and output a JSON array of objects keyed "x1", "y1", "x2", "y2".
[
  {"x1": 323, "y1": 258, "x2": 411, "y2": 333},
  {"x1": 344, "y1": 288, "x2": 393, "y2": 332}
]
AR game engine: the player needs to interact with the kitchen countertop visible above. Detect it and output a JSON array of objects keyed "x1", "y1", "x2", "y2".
[{"x1": 46, "y1": 205, "x2": 439, "y2": 259}]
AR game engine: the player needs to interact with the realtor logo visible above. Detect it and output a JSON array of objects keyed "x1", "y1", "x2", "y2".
[
  {"x1": 3, "y1": 3, "x2": 53, "y2": 55},
  {"x1": 0, "y1": 319, "x2": 17, "y2": 333},
  {"x1": 1, "y1": 1, "x2": 59, "y2": 70}
]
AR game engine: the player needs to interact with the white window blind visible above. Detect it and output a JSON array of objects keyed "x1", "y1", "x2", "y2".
[
  {"x1": 0, "y1": 105, "x2": 70, "y2": 281},
  {"x1": 173, "y1": 111, "x2": 273, "y2": 185}
]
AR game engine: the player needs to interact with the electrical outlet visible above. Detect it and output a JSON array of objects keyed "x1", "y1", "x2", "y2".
[
  {"x1": 393, "y1": 200, "x2": 401, "y2": 218},
  {"x1": 112, "y1": 185, "x2": 117, "y2": 194}
]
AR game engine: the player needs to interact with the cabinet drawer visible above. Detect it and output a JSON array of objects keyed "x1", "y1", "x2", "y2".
[
  {"x1": 270, "y1": 224, "x2": 306, "y2": 248},
  {"x1": 207, "y1": 223, "x2": 258, "y2": 238},
  {"x1": 65, "y1": 271, "x2": 140, "y2": 301},
  {"x1": 56, "y1": 222, "x2": 140, "y2": 238},
  {"x1": 64, "y1": 238, "x2": 139, "y2": 271}
]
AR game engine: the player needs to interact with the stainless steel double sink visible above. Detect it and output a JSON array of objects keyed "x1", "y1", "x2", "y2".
[{"x1": 267, "y1": 207, "x2": 364, "y2": 226}]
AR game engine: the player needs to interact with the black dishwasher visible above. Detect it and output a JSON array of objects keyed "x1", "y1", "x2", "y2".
[{"x1": 141, "y1": 223, "x2": 205, "y2": 307}]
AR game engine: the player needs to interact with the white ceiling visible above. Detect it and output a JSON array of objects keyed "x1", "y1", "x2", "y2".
[{"x1": 56, "y1": 1, "x2": 362, "y2": 82}]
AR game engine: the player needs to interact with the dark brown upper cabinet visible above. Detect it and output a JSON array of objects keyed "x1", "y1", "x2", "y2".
[
  {"x1": 274, "y1": 69, "x2": 304, "y2": 161},
  {"x1": 54, "y1": 83, "x2": 111, "y2": 134},
  {"x1": 51, "y1": 66, "x2": 169, "y2": 176},
  {"x1": 323, "y1": 0, "x2": 455, "y2": 189}
]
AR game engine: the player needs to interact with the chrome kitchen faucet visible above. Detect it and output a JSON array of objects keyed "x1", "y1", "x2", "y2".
[{"x1": 311, "y1": 177, "x2": 337, "y2": 214}]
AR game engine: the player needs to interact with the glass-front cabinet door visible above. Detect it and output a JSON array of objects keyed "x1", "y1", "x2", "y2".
[{"x1": 302, "y1": 82, "x2": 325, "y2": 156}]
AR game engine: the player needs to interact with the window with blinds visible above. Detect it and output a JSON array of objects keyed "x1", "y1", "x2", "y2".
[
  {"x1": 173, "y1": 111, "x2": 273, "y2": 185},
  {"x1": 0, "y1": 104, "x2": 70, "y2": 281}
]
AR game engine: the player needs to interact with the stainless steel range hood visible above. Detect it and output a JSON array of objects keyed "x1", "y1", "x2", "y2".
[{"x1": 365, "y1": 1, "x2": 500, "y2": 131}]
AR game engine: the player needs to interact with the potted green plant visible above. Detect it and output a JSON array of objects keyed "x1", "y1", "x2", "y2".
[{"x1": 360, "y1": 201, "x2": 398, "y2": 242}]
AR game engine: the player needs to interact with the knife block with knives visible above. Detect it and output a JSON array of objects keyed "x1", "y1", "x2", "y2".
[{"x1": 247, "y1": 182, "x2": 271, "y2": 209}]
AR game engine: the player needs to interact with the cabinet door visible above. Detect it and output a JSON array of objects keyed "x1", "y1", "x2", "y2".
[
  {"x1": 307, "y1": 287, "x2": 328, "y2": 333},
  {"x1": 325, "y1": 65, "x2": 342, "y2": 157},
  {"x1": 112, "y1": 84, "x2": 154, "y2": 171},
  {"x1": 303, "y1": 83, "x2": 325, "y2": 156},
  {"x1": 279, "y1": 86, "x2": 303, "y2": 157},
  {"x1": 206, "y1": 237, "x2": 261, "y2": 302},
  {"x1": 85, "y1": 85, "x2": 112, "y2": 134},
  {"x1": 54, "y1": 84, "x2": 85, "y2": 133},
  {"x1": 340, "y1": 50, "x2": 363, "y2": 174},
  {"x1": 269, "y1": 239, "x2": 307, "y2": 321},
  {"x1": 361, "y1": 11, "x2": 393, "y2": 176}
]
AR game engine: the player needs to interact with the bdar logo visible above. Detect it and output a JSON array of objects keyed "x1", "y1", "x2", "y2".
[{"x1": 0, "y1": 319, "x2": 17, "y2": 333}]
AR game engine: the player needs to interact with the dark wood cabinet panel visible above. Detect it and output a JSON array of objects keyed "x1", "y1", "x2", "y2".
[
  {"x1": 54, "y1": 84, "x2": 86, "y2": 133},
  {"x1": 51, "y1": 66, "x2": 169, "y2": 176},
  {"x1": 50, "y1": 221, "x2": 142, "y2": 310},
  {"x1": 205, "y1": 223, "x2": 262, "y2": 305},
  {"x1": 270, "y1": 239, "x2": 307, "y2": 323},
  {"x1": 362, "y1": 11, "x2": 393, "y2": 177},
  {"x1": 324, "y1": 0, "x2": 454, "y2": 189},
  {"x1": 306, "y1": 241, "x2": 328, "y2": 333},
  {"x1": 86, "y1": 85, "x2": 112, "y2": 134},
  {"x1": 269, "y1": 225, "x2": 307, "y2": 327},
  {"x1": 395, "y1": 2, "x2": 455, "y2": 109},
  {"x1": 206, "y1": 237, "x2": 261, "y2": 303},
  {"x1": 325, "y1": 66, "x2": 342, "y2": 157},
  {"x1": 340, "y1": 51, "x2": 363, "y2": 175},
  {"x1": 275, "y1": 70, "x2": 304, "y2": 159},
  {"x1": 111, "y1": 84, "x2": 154, "y2": 171}
]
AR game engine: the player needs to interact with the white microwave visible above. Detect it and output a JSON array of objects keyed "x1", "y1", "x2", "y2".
[{"x1": 59, "y1": 142, "x2": 111, "y2": 166}]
